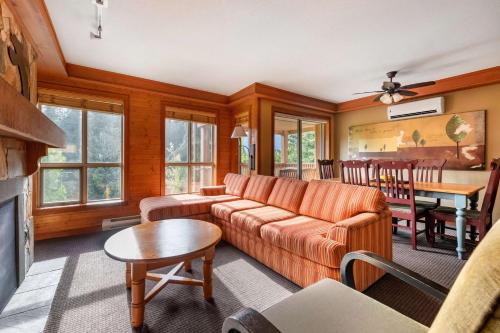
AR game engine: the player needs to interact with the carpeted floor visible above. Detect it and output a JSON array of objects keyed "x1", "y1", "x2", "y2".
[{"x1": 36, "y1": 226, "x2": 468, "y2": 333}]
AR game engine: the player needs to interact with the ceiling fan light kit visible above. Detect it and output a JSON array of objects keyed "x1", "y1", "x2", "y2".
[{"x1": 354, "y1": 71, "x2": 436, "y2": 105}]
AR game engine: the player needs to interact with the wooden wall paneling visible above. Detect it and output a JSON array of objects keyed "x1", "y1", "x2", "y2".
[{"x1": 5, "y1": 0, "x2": 67, "y2": 77}]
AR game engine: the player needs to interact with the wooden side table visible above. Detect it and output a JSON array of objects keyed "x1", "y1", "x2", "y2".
[{"x1": 104, "y1": 219, "x2": 222, "y2": 328}]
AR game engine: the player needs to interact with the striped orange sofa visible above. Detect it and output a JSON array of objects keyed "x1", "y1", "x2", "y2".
[{"x1": 139, "y1": 173, "x2": 392, "y2": 291}]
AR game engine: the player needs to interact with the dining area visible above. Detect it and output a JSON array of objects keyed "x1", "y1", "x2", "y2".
[{"x1": 316, "y1": 158, "x2": 500, "y2": 259}]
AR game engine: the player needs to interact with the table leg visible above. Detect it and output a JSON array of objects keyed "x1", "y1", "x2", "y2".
[
  {"x1": 455, "y1": 195, "x2": 467, "y2": 260},
  {"x1": 202, "y1": 247, "x2": 215, "y2": 300},
  {"x1": 469, "y1": 193, "x2": 479, "y2": 241},
  {"x1": 125, "y1": 263, "x2": 131, "y2": 289},
  {"x1": 131, "y1": 263, "x2": 146, "y2": 328}
]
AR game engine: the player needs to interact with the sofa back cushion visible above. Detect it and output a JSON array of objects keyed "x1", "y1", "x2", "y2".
[
  {"x1": 243, "y1": 175, "x2": 277, "y2": 203},
  {"x1": 299, "y1": 180, "x2": 387, "y2": 223},
  {"x1": 224, "y1": 173, "x2": 250, "y2": 197},
  {"x1": 267, "y1": 178, "x2": 309, "y2": 213}
]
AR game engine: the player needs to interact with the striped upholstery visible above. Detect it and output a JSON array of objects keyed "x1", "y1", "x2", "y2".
[
  {"x1": 299, "y1": 180, "x2": 387, "y2": 223},
  {"x1": 139, "y1": 194, "x2": 214, "y2": 222},
  {"x1": 211, "y1": 199, "x2": 265, "y2": 221},
  {"x1": 216, "y1": 217, "x2": 342, "y2": 287},
  {"x1": 243, "y1": 175, "x2": 278, "y2": 203},
  {"x1": 328, "y1": 209, "x2": 393, "y2": 291},
  {"x1": 224, "y1": 173, "x2": 250, "y2": 196},
  {"x1": 200, "y1": 185, "x2": 226, "y2": 196},
  {"x1": 206, "y1": 194, "x2": 241, "y2": 203},
  {"x1": 230, "y1": 206, "x2": 296, "y2": 236},
  {"x1": 140, "y1": 174, "x2": 392, "y2": 291},
  {"x1": 267, "y1": 178, "x2": 309, "y2": 213},
  {"x1": 261, "y1": 216, "x2": 346, "y2": 268}
]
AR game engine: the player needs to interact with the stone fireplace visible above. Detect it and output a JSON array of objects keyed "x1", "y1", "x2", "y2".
[
  {"x1": 0, "y1": 0, "x2": 65, "y2": 312},
  {"x1": 0, "y1": 177, "x2": 33, "y2": 312}
]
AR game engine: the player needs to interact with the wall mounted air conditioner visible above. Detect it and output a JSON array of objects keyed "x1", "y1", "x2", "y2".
[
  {"x1": 387, "y1": 96, "x2": 444, "y2": 120},
  {"x1": 102, "y1": 215, "x2": 141, "y2": 231}
]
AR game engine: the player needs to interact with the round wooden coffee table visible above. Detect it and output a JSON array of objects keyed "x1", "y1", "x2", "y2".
[{"x1": 104, "y1": 218, "x2": 222, "y2": 328}]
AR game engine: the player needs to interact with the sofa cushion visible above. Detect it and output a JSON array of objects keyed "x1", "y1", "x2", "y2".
[
  {"x1": 261, "y1": 216, "x2": 346, "y2": 268},
  {"x1": 207, "y1": 194, "x2": 241, "y2": 203},
  {"x1": 230, "y1": 206, "x2": 296, "y2": 236},
  {"x1": 243, "y1": 175, "x2": 278, "y2": 203},
  {"x1": 211, "y1": 199, "x2": 265, "y2": 221},
  {"x1": 224, "y1": 173, "x2": 250, "y2": 197},
  {"x1": 267, "y1": 178, "x2": 309, "y2": 213},
  {"x1": 299, "y1": 181, "x2": 387, "y2": 223},
  {"x1": 139, "y1": 194, "x2": 213, "y2": 222}
]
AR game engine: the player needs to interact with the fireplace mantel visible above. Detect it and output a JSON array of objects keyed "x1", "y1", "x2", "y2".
[{"x1": 0, "y1": 77, "x2": 65, "y2": 176}]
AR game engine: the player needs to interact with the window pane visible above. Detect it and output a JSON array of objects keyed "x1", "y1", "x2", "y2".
[
  {"x1": 87, "y1": 167, "x2": 121, "y2": 201},
  {"x1": 87, "y1": 111, "x2": 122, "y2": 163},
  {"x1": 191, "y1": 166, "x2": 213, "y2": 192},
  {"x1": 165, "y1": 166, "x2": 188, "y2": 194},
  {"x1": 41, "y1": 105, "x2": 82, "y2": 163},
  {"x1": 191, "y1": 123, "x2": 214, "y2": 163},
  {"x1": 42, "y1": 168, "x2": 80, "y2": 204},
  {"x1": 165, "y1": 119, "x2": 188, "y2": 162},
  {"x1": 240, "y1": 134, "x2": 249, "y2": 176}
]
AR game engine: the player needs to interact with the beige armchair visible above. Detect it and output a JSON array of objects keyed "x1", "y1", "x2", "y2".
[{"x1": 223, "y1": 221, "x2": 500, "y2": 333}]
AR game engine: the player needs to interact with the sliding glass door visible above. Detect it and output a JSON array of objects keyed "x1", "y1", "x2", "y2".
[{"x1": 274, "y1": 114, "x2": 326, "y2": 180}]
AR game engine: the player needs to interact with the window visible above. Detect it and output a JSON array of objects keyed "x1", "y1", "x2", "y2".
[
  {"x1": 274, "y1": 114, "x2": 326, "y2": 181},
  {"x1": 164, "y1": 119, "x2": 215, "y2": 194},
  {"x1": 39, "y1": 104, "x2": 124, "y2": 206}
]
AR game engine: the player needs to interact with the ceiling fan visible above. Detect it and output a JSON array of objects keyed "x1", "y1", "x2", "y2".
[{"x1": 354, "y1": 71, "x2": 436, "y2": 105}]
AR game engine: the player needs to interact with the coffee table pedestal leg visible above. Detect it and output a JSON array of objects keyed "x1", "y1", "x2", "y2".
[
  {"x1": 131, "y1": 264, "x2": 146, "y2": 328},
  {"x1": 125, "y1": 263, "x2": 131, "y2": 289},
  {"x1": 203, "y1": 247, "x2": 215, "y2": 300},
  {"x1": 184, "y1": 260, "x2": 192, "y2": 272}
]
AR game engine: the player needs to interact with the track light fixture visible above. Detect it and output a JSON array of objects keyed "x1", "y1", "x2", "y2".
[{"x1": 90, "y1": 0, "x2": 108, "y2": 39}]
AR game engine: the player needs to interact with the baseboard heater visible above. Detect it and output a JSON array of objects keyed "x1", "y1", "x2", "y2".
[{"x1": 102, "y1": 215, "x2": 141, "y2": 231}]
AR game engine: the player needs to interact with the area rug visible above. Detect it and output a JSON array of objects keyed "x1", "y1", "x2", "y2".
[{"x1": 38, "y1": 227, "x2": 466, "y2": 332}]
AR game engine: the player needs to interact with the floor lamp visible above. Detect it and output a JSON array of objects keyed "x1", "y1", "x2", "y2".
[{"x1": 231, "y1": 126, "x2": 255, "y2": 171}]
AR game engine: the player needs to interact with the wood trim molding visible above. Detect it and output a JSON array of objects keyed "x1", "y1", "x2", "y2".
[
  {"x1": 229, "y1": 83, "x2": 337, "y2": 113},
  {"x1": 6, "y1": 0, "x2": 67, "y2": 77},
  {"x1": 66, "y1": 63, "x2": 229, "y2": 105},
  {"x1": 337, "y1": 66, "x2": 500, "y2": 112}
]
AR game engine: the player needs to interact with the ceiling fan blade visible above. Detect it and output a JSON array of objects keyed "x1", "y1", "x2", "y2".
[
  {"x1": 400, "y1": 81, "x2": 436, "y2": 89},
  {"x1": 397, "y1": 90, "x2": 418, "y2": 96},
  {"x1": 353, "y1": 91, "x2": 384, "y2": 95},
  {"x1": 373, "y1": 94, "x2": 383, "y2": 102}
]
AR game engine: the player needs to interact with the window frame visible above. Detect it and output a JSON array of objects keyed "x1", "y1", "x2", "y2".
[
  {"x1": 163, "y1": 118, "x2": 217, "y2": 195},
  {"x1": 37, "y1": 104, "x2": 125, "y2": 208}
]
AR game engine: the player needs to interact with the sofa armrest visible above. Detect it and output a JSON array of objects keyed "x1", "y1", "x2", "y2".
[
  {"x1": 341, "y1": 250, "x2": 448, "y2": 301},
  {"x1": 222, "y1": 308, "x2": 281, "y2": 333},
  {"x1": 327, "y1": 211, "x2": 387, "y2": 247},
  {"x1": 200, "y1": 185, "x2": 226, "y2": 196}
]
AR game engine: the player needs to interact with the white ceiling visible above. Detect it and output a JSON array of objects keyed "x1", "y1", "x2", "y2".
[{"x1": 45, "y1": 0, "x2": 500, "y2": 102}]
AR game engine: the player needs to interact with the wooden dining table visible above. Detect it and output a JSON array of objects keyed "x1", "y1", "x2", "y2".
[{"x1": 328, "y1": 177, "x2": 485, "y2": 259}]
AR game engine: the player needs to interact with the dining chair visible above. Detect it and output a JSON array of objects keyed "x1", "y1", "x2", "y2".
[
  {"x1": 317, "y1": 159, "x2": 334, "y2": 179},
  {"x1": 374, "y1": 160, "x2": 431, "y2": 250},
  {"x1": 340, "y1": 160, "x2": 371, "y2": 186},
  {"x1": 414, "y1": 159, "x2": 447, "y2": 231},
  {"x1": 427, "y1": 158, "x2": 500, "y2": 245}
]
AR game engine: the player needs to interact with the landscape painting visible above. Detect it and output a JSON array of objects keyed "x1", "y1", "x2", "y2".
[{"x1": 348, "y1": 110, "x2": 485, "y2": 170}]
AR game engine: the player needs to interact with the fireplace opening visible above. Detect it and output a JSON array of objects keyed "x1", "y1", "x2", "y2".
[{"x1": 0, "y1": 197, "x2": 18, "y2": 313}]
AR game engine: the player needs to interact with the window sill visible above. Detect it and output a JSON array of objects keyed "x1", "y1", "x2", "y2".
[{"x1": 33, "y1": 200, "x2": 128, "y2": 216}]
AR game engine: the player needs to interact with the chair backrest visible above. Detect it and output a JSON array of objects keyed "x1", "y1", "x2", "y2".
[
  {"x1": 479, "y1": 158, "x2": 500, "y2": 223},
  {"x1": 317, "y1": 159, "x2": 334, "y2": 179},
  {"x1": 415, "y1": 159, "x2": 446, "y2": 182},
  {"x1": 340, "y1": 160, "x2": 371, "y2": 186},
  {"x1": 374, "y1": 160, "x2": 416, "y2": 208},
  {"x1": 279, "y1": 168, "x2": 298, "y2": 179},
  {"x1": 428, "y1": 220, "x2": 500, "y2": 333}
]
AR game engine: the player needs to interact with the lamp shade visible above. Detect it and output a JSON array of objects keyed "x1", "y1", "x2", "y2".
[
  {"x1": 231, "y1": 126, "x2": 248, "y2": 139},
  {"x1": 380, "y1": 93, "x2": 393, "y2": 105}
]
